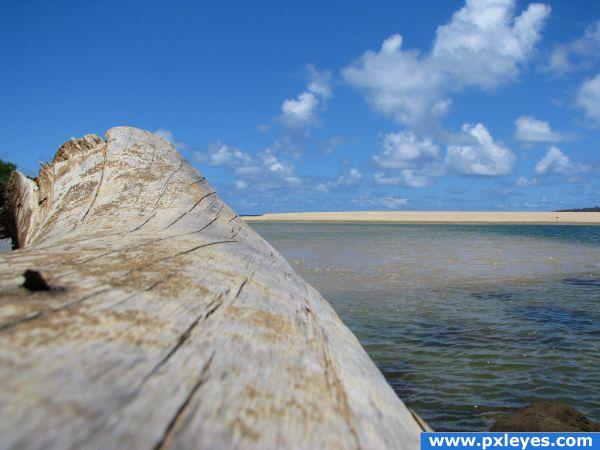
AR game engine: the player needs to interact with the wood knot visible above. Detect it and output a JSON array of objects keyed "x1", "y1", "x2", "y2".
[{"x1": 22, "y1": 270, "x2": 51, "y2": 291}]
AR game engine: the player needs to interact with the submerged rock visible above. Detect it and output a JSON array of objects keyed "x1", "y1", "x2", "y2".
[{"x1": 490, "y1": 401, "x2": 600, "y2": 432}]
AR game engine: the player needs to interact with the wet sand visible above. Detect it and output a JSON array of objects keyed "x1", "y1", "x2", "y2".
[{"x1": 243, "y1": 211, "x2": 600, "y2": 224}]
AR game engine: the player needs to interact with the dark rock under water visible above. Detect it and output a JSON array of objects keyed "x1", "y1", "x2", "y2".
[{"x1": 491, "y1": 401, "x2": 600, "y2": 432}]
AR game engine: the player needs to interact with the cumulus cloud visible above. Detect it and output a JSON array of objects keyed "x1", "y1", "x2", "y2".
[
  {"x1": 374, "y1": 131, "x2": 439, "y2": 168},
  {"x1": 337, "y1": 168, "x2": 363, "y2": 185},
  {"x1": 543, "y1": 21, "x2": 600, "y2": 76},
  {"x1": 343, "y1": 0, "x2": 550, "y2": 126},
  {"x1": 258, "y1": 149, "x2": 300, "y2": 184},
  {"x1": 316, "y1": 168, "x2": 362, "y2": 191},
  {"x1": 343, "y1": 34, "x2": 444, "y2": 126},
  {"x1": 281, "y1": 65, "x2": 332, "y2": 127},
  {"x1": 534, "y1": 146, "x2": 590, "y2": 175},
  {"x1": 576, "y1": 73, "x2": 600, "y2": 125},
  {"x1": 514, "y1": 116, "x2": 562, "y2": 143},
  {"x1": 445, "y1": 123, "x2": 516, "y2": 176},
  {"x1": 281, "y1": 93, "x2": 319, "y2": 125},
  {"x1": 197, "y1": 67, "x2": 333, "y2": 196},
  {"x1": 431, "y1": 0, "x2": 551, "y2": 89},
  {"x1": 201, "y1": 142, "x2": 301, "y2": 189},
  {"x1": 305, "y1": 64, "x2": 332, "y2": 100},
  {"x1": 371, "y1": 131, "x2": 441, "y2": 187},
  {"x1": 205, "y1": 142, "x2": 252, "y2": 167}
]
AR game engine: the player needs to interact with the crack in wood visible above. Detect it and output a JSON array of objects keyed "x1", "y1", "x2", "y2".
[
  {"x1": 77, "y1": 138, "x2": 111, "y2": 226},
  {"x1": 107, "y1": 273, "x2": 177, "y2": 309},
  {"x1": 116, "y1": 239, "x2": 238, "y2": 283},
  {"x1": 141, "y1": 276, "x2": 246, "y2": 386},
  {"x1": 141, "y1": 292, "x2": 224, "y2": 387},
  {"x1": 191, "y1": 210, "x2": 222, "y2": 234},
  {"x1": 77, "y1": 215, "x2": 228, "y2": 265},
  {"x1": 130, "y1": 212, "x2": 157, "y2": 232},
  {"x1": 234, "y1": 277, "x2": 248, "y2": 299},
  {"x1": 152, "y1": 351, "x2": 215, "y2": 450},
  {"x1": 0, "y1": 287, "x2": 112, "y2": 332},
  {"x1": 154, "y1": 160, "x2": 184, "y2": 208},
  {"x1": 305, "y1": 304, "x2": 363, "y2": 450},
  {"x1": 163, "y1": 191, "x2": 216, "y2": 230}
]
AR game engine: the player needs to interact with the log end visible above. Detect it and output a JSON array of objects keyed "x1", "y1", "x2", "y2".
[{"x1": 0, "y1": 126, "x2": 427, "y2": 449}]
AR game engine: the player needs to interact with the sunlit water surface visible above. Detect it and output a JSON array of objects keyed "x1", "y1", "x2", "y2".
[{"x1": 250, "y1": 223, "x2": 600, "y2": 431}]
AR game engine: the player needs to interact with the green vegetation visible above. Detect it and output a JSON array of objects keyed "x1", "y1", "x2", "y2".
[
  {"x1": 0, "y1": 159, "x2": 16, "y2": 189},
  {"x1": 556, "y1": 207, "x2": 600, "y2": 212},
  {"x1": 0, "y1": 158, "x2": 17, "y2": 240}
]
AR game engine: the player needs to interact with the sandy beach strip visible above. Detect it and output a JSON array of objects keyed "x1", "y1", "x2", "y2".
[{"x1": 243, "y1": 211, "x2": 600, "y2": 224}]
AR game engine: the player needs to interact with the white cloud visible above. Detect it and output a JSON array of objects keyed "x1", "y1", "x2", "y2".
[
  {"x1": 283, "y1": 176, "x2": 302, "y2": 185},
  {"x1": 431, "y1": 0, "x2": 551, "y2": 89},
  {"x1": 380, "y1": 196, "x2": 408, "y2": 209},
  {"x1": 258, "y1": 149, "x2": 299, "y2": 183},
  {"x1": 342, "y1": 0, "x2": 550, "y2": 126},
  {"x1": 445, "y1": 123, "x2": 515, "y2": 176},
  {"x1": 233, "y1": 165, "x2": 261, "y2": 177},
  {"x1": 534, "y1": 146, "x2": 590, "y2": 175},
  {"x1": 374, "y1": 170, "x2": 430, "y2": 188},
  {"x1": 153, "y1": 129, "x2": 187, "y2": 150},
  {"x1": 281, "y1": 66, "x2": 332, "y2": 127},
  {"x1": 400, "y1": 169, "x2": 430, "y2": 188},
  {"x1": 154, "y1": 129, "x2": 174, "y2": 142},
  {"x1": 374, "y1": 131, "x2": 439, "y2": 168},
  {"x1": 316, "y1": 168, "x2": 362, "y2": 191},
  {"x1": 514, "y1": 116, "x2": 562, "y2": 143},
  {"x1": 306, "y1": 64, "x2": 332, "y2": 100},
  {"x1": 343, "y1": 34, "x2": 443, "y2": 125},
  {"x1": 206, "y1": 142, "x2": 252, "y2": 167},
  {"x1": 371, "y1": 131, "x2": 443, "y2": 187},
  {"x1": 543, "y1": 21, "x2": 600, "y2": 76},
  {"x1": 338, "y1": 168, "x2": 363, "y2": 185},
  {"x1": 281, "y1": 92, "x2": 319, "y2": 125},
  {"x1": 576, "y1": 73, "x2": 600, "y2": 125},
  {"x1": 201, "y1": 142, "x2": 302, "y2": 189}
]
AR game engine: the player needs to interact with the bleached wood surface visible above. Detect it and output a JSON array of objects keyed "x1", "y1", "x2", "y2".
[{"x1": 0, "y1": 127, "x2": 426, "y2": 450}]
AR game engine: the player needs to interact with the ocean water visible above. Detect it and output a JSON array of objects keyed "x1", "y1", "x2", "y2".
[{"x1": 250, "y1": 223, "x2": 600, "y2": 431}]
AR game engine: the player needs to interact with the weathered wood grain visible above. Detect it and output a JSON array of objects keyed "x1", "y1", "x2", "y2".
[{"x1": 0, "y1": 127, "x2": 426, "y2": 449}]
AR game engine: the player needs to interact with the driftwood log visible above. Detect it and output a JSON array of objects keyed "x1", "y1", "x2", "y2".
[{"x1": 0, "y1": 127, "x2": 426, "y2": 449}]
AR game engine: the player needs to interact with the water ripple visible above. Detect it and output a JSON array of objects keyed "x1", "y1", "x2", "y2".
[{"x1": 252, "y1": 223, "x2": 600, "y2": 430}]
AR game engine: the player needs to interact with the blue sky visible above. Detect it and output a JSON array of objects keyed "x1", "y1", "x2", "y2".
[{"x1": 2, "y1": 0, "x2": 600, "y2": 213}]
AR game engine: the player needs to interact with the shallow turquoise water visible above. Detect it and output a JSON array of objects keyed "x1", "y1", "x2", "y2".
[{"x1": 250, "y1": 223, "x2": 600, "y2": 431}]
